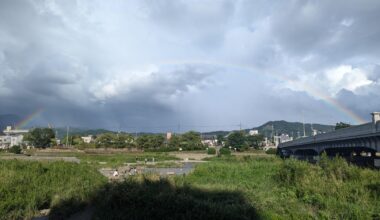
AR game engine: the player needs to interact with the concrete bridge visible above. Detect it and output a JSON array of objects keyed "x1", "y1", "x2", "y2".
[{"x1": 278, "y1": 112, "x2": 380, "y2": 167}]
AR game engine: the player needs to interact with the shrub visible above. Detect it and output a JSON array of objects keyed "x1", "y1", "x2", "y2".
[
  {"x1": 207, "y1": 148, "x2": 216, "y2": 155},
  {"x1": 275, "y1": 157, "x2": 380, "y2": 219},
  {"x1": 8, "y1": 145, "x2": 22, "y2": 154},
  {"x1": 145, "y1": 147, "x2": 178, "y2": 152},
  {"x1": 219, "y1": 148, "x2": 231, "y2": 155},
  {"x1": 265, "y1": 148, "x2": 277, "y2": 154}
]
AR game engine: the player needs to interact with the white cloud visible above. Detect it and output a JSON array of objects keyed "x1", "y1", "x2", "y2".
[
  {"x1": 340, "y1": 18, "x2": 354, "y2": 27},
  {"x1": 324, "y1": 65, "x2": 372, "y2": 94}
]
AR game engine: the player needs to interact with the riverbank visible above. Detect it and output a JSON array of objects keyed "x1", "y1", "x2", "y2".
[{"x1": 1, "y1": 152, "x2": 379, "y2": 219}]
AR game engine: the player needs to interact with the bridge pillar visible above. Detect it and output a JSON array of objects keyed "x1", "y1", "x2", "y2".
[{"x1": 372, "y1": 112, "x2": 380, "y2": 132}]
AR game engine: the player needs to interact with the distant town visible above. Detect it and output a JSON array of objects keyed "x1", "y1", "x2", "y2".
[{"x1": 0, "y1": 119, "x2": 335, "y2": 151}]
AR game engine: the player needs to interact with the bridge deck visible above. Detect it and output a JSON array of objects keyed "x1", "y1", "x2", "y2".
[{"x1": 279, "y1": 122, "x2": 380, "y2": 149}]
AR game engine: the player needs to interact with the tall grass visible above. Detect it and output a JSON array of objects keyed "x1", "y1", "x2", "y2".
[
  {"x1": 178, "y1": 155, "x2": 380, "y2": 219},
  {"x1": 277, "y1": 155, "x2": 380, "y2": 219},
  {"x1": 2, "y1": 154, "x2": 379, "y2": 219},
  {"x1": 0, "y1": 160, "x2": 106, "y2": 219},
  {"x1": 92, "y1": 176, "x2": 259, "y2": 220}
]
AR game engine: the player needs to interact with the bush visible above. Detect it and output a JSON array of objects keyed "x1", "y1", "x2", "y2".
[
  {"x1": 0, "y1": 160, "x2": 106, "y2": 219},
  {"x1": 8, "y1": 145, "x2": 22, "y2": 154},
  {"x1": 275, "y1": 157, "x2": 380, "y2": 219},
  {"x1": 265, "y1": 148, "x2": 277, "y2": 154},
  {"x1": 207, "y1": 148, "x2": 216, "y2": 155},
  {"x1": 145, "y1": 147, "x2": 178, "y2": 152},
  {"x1": 219, "y1": 148, "x2": 231, "y2": 155}
]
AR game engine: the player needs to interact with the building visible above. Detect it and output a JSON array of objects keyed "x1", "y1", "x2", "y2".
[
  {"x1": 0, "y1": 126, "x2": 28, "y2": 149},
  {"x1": 81, "y1": 135, "x2": 94, "y2": 144},
  {"x1": 249, "y1": 130, "x2": 259, "y2": 136},
  {"x1": 202, "y1": 139, "x2": 217, "y2": 147},
  {"x1": 274, "y1": 134, "x2": 293, "y2": 147},
  {"x1": 166, "y1": 132, "x2": 172, "y2": 140}
]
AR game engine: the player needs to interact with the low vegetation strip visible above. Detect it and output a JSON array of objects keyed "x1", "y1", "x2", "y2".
[{"x1": 0, "y1": 160, "x2": 106, "y2": 219}]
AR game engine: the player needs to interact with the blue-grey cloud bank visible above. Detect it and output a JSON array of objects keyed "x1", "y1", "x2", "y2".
[{"x1": 1, "y1": 0, "x2": 380, "y2": 131}]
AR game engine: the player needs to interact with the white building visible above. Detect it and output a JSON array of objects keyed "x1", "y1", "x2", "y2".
[
  {"x1": 81, "y1": 135, "x2": 94, "y2": 144},
  {"x1": 0, "y1": 126, "x2": 28, "y2": 149},
  {"x1": 249, "y1": 130, "x2": 259, "y2": 136},
  {"x1": 274, "y1": 134, "x2": 293, "y2": 147},
  {"x1": 202, "y1": 139, "x2": 217, "y2": 147},
  {"x1": 166, "y1": 132, "x2": 172, "y2": 140}
]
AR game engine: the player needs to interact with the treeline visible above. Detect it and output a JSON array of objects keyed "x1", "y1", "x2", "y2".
[
  {"x1": 21, "y1": 128, "x2": 265, "y2": 151},
  {"x1": 62, "y1": 131, "x2": 206, "y2": 151},
  {"x1": 218, "y1": 131, "x2": 265, "y2": 151}
]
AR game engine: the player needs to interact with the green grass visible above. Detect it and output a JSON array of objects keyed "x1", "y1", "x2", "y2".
[
  {"x1": 179, "y1": 155, "x2": 380, "y2": 219},
  {"x1": 2, "y1": 154, "x2": 379, "y2": 219},
  {"x1": 0, "y1": 160, "x2": 107, "y2": 219}
]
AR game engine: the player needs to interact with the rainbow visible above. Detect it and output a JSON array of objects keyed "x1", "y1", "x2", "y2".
[
  {"x1": 15, "y1": 108, "x2": 44, "y2": 129},
  {"x1": 158, "y1": 59, "x2": 367, "y2": 124}
]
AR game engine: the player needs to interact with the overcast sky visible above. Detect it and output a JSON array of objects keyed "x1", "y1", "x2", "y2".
[{"x1": 1, "y1": 0, "x2": 380, "y2": 132}]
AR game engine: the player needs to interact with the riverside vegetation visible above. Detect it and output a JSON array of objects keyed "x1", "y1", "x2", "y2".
[{"x1": 0, "y1": 154, "x2": 379, "y2": 219}]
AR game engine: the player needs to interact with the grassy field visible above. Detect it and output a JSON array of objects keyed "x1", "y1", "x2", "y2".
[
  {"x1": 89, "y1": 155, "x2": 380, "y2": 219},
  {"x1": 1, "y1": 153, "x2": 379, "y2": 219},
  {"x1": 0, "y1": 160, "x2": 107, "y2": 219},
  {"x1": 182, "y1": 156, "x2": 380, "y2": 219}
]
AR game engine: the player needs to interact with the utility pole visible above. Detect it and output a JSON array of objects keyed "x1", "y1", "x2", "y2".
[
  {"x1": 66, "y1": 126, "x2": 69, "y2": 147},
  {"x1": 302, "y1": 111, "x2": 306, "y2": 137},
  {"x1": 239, "y1": 122, "x2": 242, "y2": 131}
]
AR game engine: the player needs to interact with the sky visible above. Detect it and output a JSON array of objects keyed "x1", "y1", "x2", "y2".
[{"x1": 1, "y1": 0, "x2": 380, "y2": 132}]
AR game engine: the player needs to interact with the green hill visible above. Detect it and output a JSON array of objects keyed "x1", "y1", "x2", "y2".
[
  {"x1": 253, "y1": 120, "x2": 334, "y2": 139},
  {"x1": 203, "y1": 121, "x2": 334, "y2": 139}
]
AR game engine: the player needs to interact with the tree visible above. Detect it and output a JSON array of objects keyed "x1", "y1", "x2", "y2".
[
  {"x1": 226, "y1": 131, "x2": 246, "y2": 150},
  {"x1": 95, "y1": 133, "x2": 115, "y2": 148},
  {"x1": 335, "y1": 122, "x2": 351, "y2": 130},
  {"x1": 168, "y1": 135, "x2": 181, "y2": 149},
  {"x1": 136, "y1": 134, "x2": 165, "y2": 149},
  {"x1": 246, "y1": 134, "x2": 264, "y2": 149},
  {"x1": 180, "y1": 131, "x2": 204, "y2": 150},
  {"x1": 24, "y1": 128, "x2": 55, "y2": 148},
  {"x1": 115, "y1": 133, "x2": 135, "y2": 148},
  {"x1": 62, "y1": 135, "x2": 83, "y2": 146},
  {"x1": 216, "y1": 134, "x2": 225, "y2": 146}
]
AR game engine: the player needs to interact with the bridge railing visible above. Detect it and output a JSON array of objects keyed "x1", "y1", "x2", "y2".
[{"x1": 280, "y1": 122, "x2": 374, "y2": 148}]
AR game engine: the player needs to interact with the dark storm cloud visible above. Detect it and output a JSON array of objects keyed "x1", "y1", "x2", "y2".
[
  {"x1": 0, "y1": 0, "x2": 379, "y2": 130},
  {"x1": 271, "y1": 0, "x2": 380, "y2": 67}
]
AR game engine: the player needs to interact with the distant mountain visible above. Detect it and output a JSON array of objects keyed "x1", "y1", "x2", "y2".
[
  {"x1": 203, "y1": 120, "x2": 335, "y2": 139},
  {"x1": 253, "y1": 120, "x2": 334, "y2": 138},
  {"x1": 0, "y1": 114, "x2": 21, "y2": 133}
]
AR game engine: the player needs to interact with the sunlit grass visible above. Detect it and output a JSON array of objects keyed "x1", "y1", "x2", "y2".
[{"x1": 0, "y1": 160, "x2": 106, "y2": 219}]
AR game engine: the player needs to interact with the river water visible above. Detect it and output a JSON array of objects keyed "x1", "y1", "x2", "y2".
[{"x1": 143, "y1": 162, "x2": 195, "y2": 176}]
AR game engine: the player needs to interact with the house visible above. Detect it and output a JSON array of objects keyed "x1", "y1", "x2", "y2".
[
  {"x1": 81, "y1": 135, "x2": 94, "y2": 144},
  {"x1": 166, "y1": 132, "x2": 172, "y2": 140},
  {"x1": 249, "y1": 130, "x2": 259, "y2": 136},
  {"x1": 202, "y1": 139, "x2": 217, "y2": 147},
  {"x1": 0, "y1": 126, "x2": 28, "y2": 149}
]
